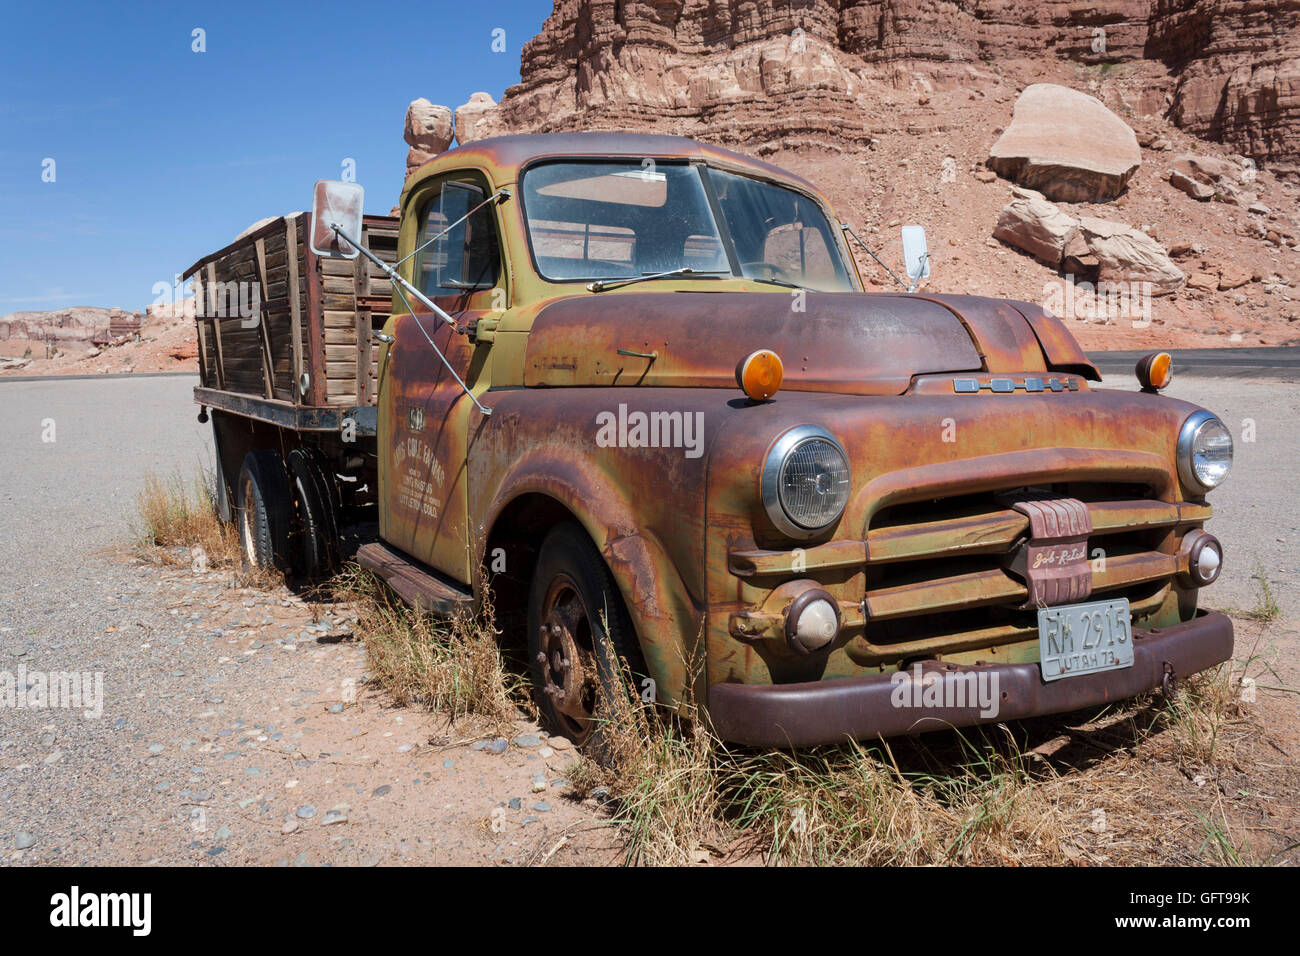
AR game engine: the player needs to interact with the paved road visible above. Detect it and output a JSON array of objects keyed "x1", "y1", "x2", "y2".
[{"x1": 1090, "y1": 347, "x2": 1300, "y2": 381}]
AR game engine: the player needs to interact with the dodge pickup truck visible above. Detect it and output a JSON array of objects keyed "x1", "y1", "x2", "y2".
[{"x1": 189, "y1": 132, "x2": 1234, "y2": 748}]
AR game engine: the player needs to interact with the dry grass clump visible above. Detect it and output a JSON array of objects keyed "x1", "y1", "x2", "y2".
[
  {"x1": 335, "y1": 566, "x2": 530, "y2": 729},
  {"x1": 1155, "y1": 665, "x2": 1253, "y2": 773},
  {"x1": 334, "y1": 575, "x2": 1288, "y2": 867},
  {"x1": 133, "y1": 468, "x2": 237, "y2": 568},
  {"x1": 565, "y1": 640, "x2": 1066, "y2": 866}
]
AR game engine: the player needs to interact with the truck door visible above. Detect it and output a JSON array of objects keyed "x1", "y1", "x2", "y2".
[{"x1": 378, "y1": 172, "x2": 503, "y2": 584}]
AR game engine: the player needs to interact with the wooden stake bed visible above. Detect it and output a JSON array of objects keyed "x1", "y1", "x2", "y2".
[{"x1": 185, "y1": 213, "x2": 398, "y2": 412}]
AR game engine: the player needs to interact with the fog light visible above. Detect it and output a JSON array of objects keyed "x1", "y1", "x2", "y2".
[
  {"x1": 784, "y1": 589, "x2": 841, "y2": 654},
  {"x1": 1135, "y1": 351, "x2": 1173, "y2": 392},
  {"x1": 736, "y1": 349, "x2": 783, "y2": 401},
  {"x1": 1179, "y1": 530, "x2": 1223, "y2": 587}
]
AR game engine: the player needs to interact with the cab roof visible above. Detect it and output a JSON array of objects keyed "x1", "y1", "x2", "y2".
[{"x1": 404, "y1": 131, "x2": 821, "y2": 195}]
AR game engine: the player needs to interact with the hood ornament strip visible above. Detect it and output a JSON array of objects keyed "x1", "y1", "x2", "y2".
[{"x1": 954, "y1": 376, "x2": 1079, "y2": 393}]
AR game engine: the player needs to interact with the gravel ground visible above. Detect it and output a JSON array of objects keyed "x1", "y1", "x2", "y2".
[
  {"x1": 0, "y1": 376, "x2": 613, "y2": 866},
  {"x1": 0, "y1": 372, "x2": 1293, "y2": 866}
]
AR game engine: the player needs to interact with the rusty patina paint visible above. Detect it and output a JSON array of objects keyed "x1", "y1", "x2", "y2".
[{"x1": 376, "y1": 131, "x2": 1230, "y2": 734}]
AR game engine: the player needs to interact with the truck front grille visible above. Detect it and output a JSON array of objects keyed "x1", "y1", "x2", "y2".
[{"x1": 853, "y1": 482, "x2": 1205, "y2": 662}]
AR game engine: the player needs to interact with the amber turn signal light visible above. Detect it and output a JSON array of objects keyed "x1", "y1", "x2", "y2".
[
  {"x1": 1135, "y1": 352, "x2": 1173, "y2": 392},
  {"x1": 736, "y1": 349, "x2": 783, "y2": 401}
]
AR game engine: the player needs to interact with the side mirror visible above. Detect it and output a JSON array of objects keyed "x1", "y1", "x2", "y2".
[
  {"x1": 901, "y1": 225, "x2": 930, "y2": 283},
  {"x1": 310, "y1": 180, "x2": 365, "y2": 259}
]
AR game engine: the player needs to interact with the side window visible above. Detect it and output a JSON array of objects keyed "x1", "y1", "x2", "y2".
[{"x1": 414, "y1": 179, "x2": 500, "y2": 298}]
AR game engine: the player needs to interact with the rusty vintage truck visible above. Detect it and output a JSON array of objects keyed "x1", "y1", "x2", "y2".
[{"x1": 188, "y1": 132, "x2": 1234, "y2": 748}]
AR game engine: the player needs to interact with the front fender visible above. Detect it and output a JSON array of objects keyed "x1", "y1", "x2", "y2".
[{"x1": 470, "y1": 391, "x2": 722, "y2": 709}]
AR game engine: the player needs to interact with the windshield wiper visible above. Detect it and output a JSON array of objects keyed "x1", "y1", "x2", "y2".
[
  {"x1": 586, "y1": 268, "x2": 729, "y2": 293},
  {"x1": 743, "y1": 275, "x2": 805, "y2": 291}
]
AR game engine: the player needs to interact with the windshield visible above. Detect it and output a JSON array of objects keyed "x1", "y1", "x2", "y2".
[{"x1": 519, "y1": 160, "x2": 856, "y2": 292}]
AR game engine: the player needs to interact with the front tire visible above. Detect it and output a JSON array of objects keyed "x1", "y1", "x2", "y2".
[{"x1": 526, "y1": 523, "x2": 648, "y2": 751}]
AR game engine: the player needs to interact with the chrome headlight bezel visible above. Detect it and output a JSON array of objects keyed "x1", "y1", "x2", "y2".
[
  {"x1": 1177, "y1": 410, "x2": 1233, "y2": 492},
  {"x1": 760, "y1": 425, "x2": 851, "y2": 539}
]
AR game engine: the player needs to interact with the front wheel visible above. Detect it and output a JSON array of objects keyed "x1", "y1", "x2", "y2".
[{"x1": 526, "y1": 523, "x2": 648, "y2": 751}]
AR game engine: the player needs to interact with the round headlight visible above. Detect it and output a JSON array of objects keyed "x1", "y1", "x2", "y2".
[
  {"x1": 761, "y1": 426, "x2": 851, "y2": 538},
  {"x1": 1178, "y1": 411, "x2": 1233, "y2": 492}
]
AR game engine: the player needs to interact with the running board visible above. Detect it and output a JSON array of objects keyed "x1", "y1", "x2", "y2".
[{"x1": 355, "y1": 542, "x2": 473, "y2": 617}]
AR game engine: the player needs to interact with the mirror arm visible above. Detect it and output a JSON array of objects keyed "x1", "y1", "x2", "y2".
[
  {"x1": 841, "y1": 223, "x2": 908, "y2": 291},
  {"x1": 329, "y1": 222, "x2": 458, "y2": 332},
  {"x1": 329, "y1": 222, "x2": 491, "y2": 418},
  {"x1": 906, "y1": 252, "x2": 931, "y2": 294},
  {"x1": 395, "y1": 189, "x2": 510, "y2": 269}
]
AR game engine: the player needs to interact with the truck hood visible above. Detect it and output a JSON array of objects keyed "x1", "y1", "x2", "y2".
[{"x1": 521, "y1": 290, "x2": 1099, "y2": 395}]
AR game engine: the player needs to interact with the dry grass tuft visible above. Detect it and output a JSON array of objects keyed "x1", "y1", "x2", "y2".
[
  {"x1": 1156, "y1": 665, "x2": 1252, "y2": 773},
  {"x1": 335, "y1": 565, "x2": 531, "y2": 729},
  {"x1": 133, "y1": 469, "x2": 238, "y2": 569},
  {"x1": 334, "y1": 577, "x2": 1292, "y2": 867},
  {"x1": 564, "y1": 637, "x2": 1066, "y2": 866}
]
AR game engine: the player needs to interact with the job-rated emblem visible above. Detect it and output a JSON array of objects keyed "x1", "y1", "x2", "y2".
[{"x1": 954, "y1": 376, "x2": 1079, "y2": 393}]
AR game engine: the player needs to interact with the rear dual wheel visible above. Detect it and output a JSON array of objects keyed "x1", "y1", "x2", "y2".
[
  {"x1": 236, "y1": 450, "x2": 292, "y2": 573},
  {"x1": 235, "y1": 448, "x2": 337, "y2": 579}
]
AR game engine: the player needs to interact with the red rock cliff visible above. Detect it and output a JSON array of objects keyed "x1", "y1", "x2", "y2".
[{"x1": 466, "y1": 0, "x2": 1298, "y2": 175}]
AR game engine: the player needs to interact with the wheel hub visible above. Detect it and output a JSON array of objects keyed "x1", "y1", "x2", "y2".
[{"x1": 537, "y1": 580, "x2": 598, "y2": 733}]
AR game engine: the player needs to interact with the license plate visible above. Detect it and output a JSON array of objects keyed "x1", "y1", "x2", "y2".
[{"x1": 1037, "y1": 598, "x2": 1133, "y2": 682}]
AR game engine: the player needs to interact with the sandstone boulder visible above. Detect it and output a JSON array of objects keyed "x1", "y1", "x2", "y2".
[
  {"x1": 992, "y1": 190, "x2": 1185, "y2": 294},
  {"x1": 1075, "y1": 217, "x2": 1186, "y2": 294},
  {"x1": 1171, "y1": 153, "x2": 1240, "y2": 186},
  {"x1": 1170, "y1": 170, "x2": 1214, "y2": 201},
  {"x1": 403, "y1": 98, "x2": 453, "y2": 179},
  {"x1": 403, "y1": 98, "x2": 453, "y2": 153},
  {"x1": 455, "y1": 92, "x2": 499, "y2": 145},
  {"x1": 992, "y1": 187, "x2": 1079, "y2": 267},
  {"x1": 988, "y1": 84, "x2": 1141, "y2": 203}
]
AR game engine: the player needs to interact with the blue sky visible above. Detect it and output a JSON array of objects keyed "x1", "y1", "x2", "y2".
[{"x1": 0, "y1": 0, "x2": 551, "y2": 312}]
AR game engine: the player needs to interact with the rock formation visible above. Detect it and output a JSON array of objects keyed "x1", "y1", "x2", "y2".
[
  {"x1": 993, "y1": 187, "x2": 1185, "y2": 294},
  {"x1": 461, "y1": 0, "x2": 1299, "y2": 176},
  {"x1": 988, "y1": 85, "x2": 1142, "y2": 202},
  {"x1": 404, "y1": 98, "x2": 454, "y2": 179},
  {"x1": 454, "y1": 93, "x2": 498, "y2": 145}
]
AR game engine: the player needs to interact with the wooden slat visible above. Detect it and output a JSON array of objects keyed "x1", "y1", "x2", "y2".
[
  {"x1": 320, "y1": 258, "x2": 355, "y2": 276},
  {"x1": 322, "y1": 275, "x2": 354, "y2": 294},
  {"x1": 323, "y1": 309, "x2": 357, "y2": 328},
  {"x1": 286, "y1": 216, "x2": 304, "y2": 402},
  {"x1": 205, "y1": 263, "x2": 226, "y2": 390},
  {"x1": 254, "y1": 236, "x2": 275, "y2": 399}
]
